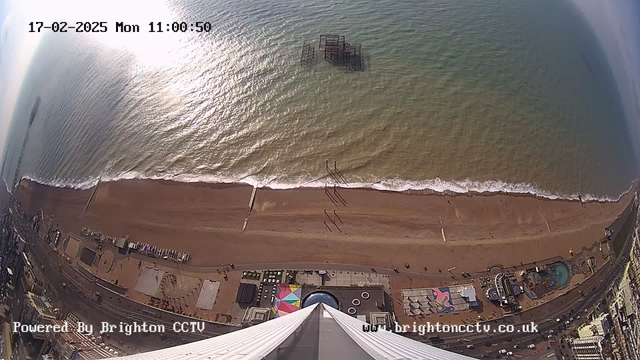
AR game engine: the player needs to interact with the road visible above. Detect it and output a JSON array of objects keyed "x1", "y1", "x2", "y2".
[
  {"x1": 11, "y1": 212, "x2": 239, "y2": 355},
  {"x1": 443, "y1": 206, "x2": 636, "y2": 358},
  {"x1": 11, "y1": 197, "x2": 637, "y2": 357}
]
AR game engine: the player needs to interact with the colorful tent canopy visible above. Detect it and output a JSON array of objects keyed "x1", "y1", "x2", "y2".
[{"x1": 271, "y1": 284, "x2": 302, "y2": 318}]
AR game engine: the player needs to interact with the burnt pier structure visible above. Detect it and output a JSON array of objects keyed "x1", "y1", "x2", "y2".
[
  {"x1": 300, "y1": 41, "x2": 315, "y2": 67},
  {"x1": 300, "y1": 34, "x2": 363, "y2": 71}
]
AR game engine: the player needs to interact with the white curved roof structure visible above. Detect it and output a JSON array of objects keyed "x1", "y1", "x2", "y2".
[{"x1": 111, "y1": 303, "x2": 474, "y2": 360}]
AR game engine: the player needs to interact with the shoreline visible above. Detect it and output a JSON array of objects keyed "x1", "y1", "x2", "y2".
[
  {"x1": 20, "y1": 173, "x2": 637, "y2": 203},
  {"x1": 13, "y1": 177, "x2": 637, "y2": 274}
]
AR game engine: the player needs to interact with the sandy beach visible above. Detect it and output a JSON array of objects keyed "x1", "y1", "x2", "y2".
[{"x1": 14, "y1": 179, "x2": 635, "y2": 274}]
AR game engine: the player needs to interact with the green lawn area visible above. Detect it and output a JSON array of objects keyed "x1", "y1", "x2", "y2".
[{"x1": 613, "y1": 206, "x2": 637, "y2": 257}]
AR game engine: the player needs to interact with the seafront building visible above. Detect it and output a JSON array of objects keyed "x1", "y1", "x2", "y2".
[
  {"x1": 570, "y1": 336, "x2": 606, "y2": 360},
  {"x1": 44, "y1": 319, "x2": 115, "y2": 359},
  {"x1": 607, "y1": 226, "x2": 640, "y2": 360},
  {"x1": 20, "y1": 292, "x2": 57, "y2": 337},
  {"x1": 577, "y1": 313, "x2": 611, "y2": 338}
]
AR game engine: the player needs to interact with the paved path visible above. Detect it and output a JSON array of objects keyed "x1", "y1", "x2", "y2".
[
  {"x1": 11, "y1": 198, "x2": 636, "y2": 357},
  {"x1": 445, "y1": 205, "x2": 636, "y2": 357},
  {"x1": 12, "y1": 213, "x2": 239, "y2": 354},
  {"x1": 128, "y1": 253, "x2": 565, "y2": 282}
]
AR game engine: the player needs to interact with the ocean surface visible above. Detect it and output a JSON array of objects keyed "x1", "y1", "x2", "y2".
[{"x1": 2, "y1": 0, "x2": 638, "y2": 200}]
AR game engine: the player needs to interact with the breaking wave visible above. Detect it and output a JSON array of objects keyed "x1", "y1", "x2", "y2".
[{"x1": 20, "y1": 171, "x2": 632, "y2": 203}]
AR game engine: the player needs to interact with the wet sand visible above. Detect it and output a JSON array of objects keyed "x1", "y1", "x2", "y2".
[{"x1": 14, "y1": 179, "x2": 636, "y2": 274}]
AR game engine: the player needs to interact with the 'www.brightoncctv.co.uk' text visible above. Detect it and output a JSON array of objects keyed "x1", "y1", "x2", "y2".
[{"x1": 363, "y1": 322, "x2": 539, "y2": 336}]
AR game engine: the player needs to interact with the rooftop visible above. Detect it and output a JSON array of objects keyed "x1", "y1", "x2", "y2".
[
  {"x1": 26, "y1": 291, "x2": 56, "y2": 319},
  {"x1": 302, "y1": 285, "x2": 387, "y2": 318},
  {"x1": 47, "y1": 320, "x2": 115, "y2": 359}
]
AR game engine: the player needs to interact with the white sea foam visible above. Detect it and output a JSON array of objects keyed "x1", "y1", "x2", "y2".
[
  {"x1": 22, "y1": 175, "x2": 99, "y2": 191},
  {"x1": 20, "y1": 172, "x2": 632, "y2": 203}
]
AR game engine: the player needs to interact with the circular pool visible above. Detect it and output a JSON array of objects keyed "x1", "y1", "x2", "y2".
[{"x1": 554, "y1": 262, "x2": 570, "y2": 287}]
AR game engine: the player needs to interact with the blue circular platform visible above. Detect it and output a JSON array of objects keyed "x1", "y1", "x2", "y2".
[{"x1": 302, "y1": 291, "x2": 340, "y2": 309}]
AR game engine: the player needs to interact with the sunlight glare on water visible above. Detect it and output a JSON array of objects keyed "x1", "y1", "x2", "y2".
[{"x1": 3, "y1": 0, "x2": 638, "y2": 200}]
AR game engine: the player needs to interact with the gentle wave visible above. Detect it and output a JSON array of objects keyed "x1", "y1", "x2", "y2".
[{"x1": 21, "y1": 172, "x2": 632, "y2": 203}]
